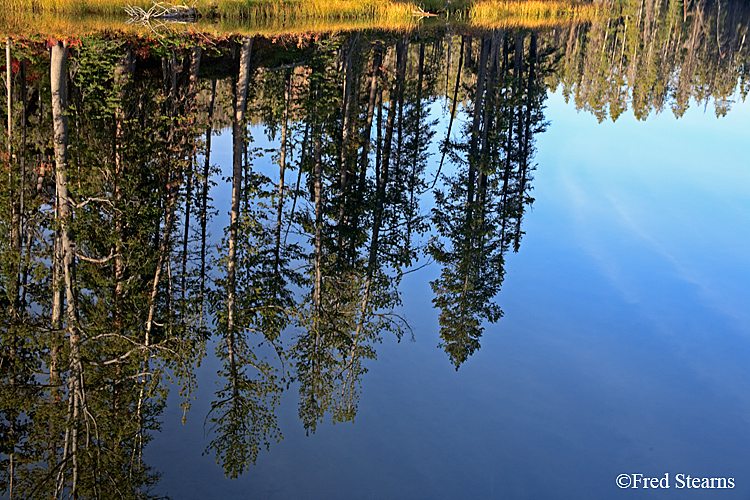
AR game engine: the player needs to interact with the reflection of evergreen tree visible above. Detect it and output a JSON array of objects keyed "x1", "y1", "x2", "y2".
[
  {"x1": 205, "y1": 37, "x2": 296, "y2": 478},
  {"x1": 429, "y1": 30, "x2": 548, "y2": 369},
  {"x1": 282, "y1": 34, "x2": 431, "y2": 433},
  {"x1": 0, "y1": 37, "x2": 208, "y2": 497},
  {"x1": 1, "y1": 28, "x2": 546, "y2": 486}
]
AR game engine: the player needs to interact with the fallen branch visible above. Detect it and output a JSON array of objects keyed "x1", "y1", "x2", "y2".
[{"x1": 125, "y1": 1, "x2": 196, "y2": 23}]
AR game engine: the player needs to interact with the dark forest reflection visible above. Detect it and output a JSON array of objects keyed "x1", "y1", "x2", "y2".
[{"x1": 1, "y1": 0, "x2": 749, "y2": 495}]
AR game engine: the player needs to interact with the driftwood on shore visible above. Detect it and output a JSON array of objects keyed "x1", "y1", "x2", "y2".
[
  {"x1": 413, "y1": 7, "x2": 438, "y2": 17},
  {"x1": 125, "y1": 2, "x2": 196, "y2": 23}
]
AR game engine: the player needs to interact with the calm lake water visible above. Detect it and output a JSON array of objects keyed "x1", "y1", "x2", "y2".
[
  {"x1": 2, "y1": 2, "x2": 750, "y2": 498},
  {"x1": 146, "y1": 91, "x2": 750, "y2": 500}
]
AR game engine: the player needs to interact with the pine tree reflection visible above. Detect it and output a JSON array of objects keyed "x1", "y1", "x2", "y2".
[{"x1": 429, "y1": 30, "x2": 549, "y2": 369}]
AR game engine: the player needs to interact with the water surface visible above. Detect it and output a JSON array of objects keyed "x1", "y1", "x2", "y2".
[{"x1": 1, "y1": 2, "x2": 750, "y2": 498}]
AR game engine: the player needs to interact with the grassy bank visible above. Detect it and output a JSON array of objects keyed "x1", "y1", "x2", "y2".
[
  {"x1": 4, "y1": 0, "x2": 420, "y2": 20},
  {"x1": 1, "y1": 0, "x2": 422, "y2": 36},
  {"x1": 0, "y1": 0, "x2": 600, "y2": 37},
  {"x1": 469, "y1": 0, "x2": 600, "y2": 27}
]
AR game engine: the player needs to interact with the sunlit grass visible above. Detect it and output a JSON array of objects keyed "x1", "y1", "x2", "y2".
[
  {"x1": 0, "y1": 12, "x2": 417, "y2": 38},
  {"x1": 0, "y1": 13, "x2": 135, "y2": 38},
  {"x1": 211, "y1": 0, "x2": 416, "y2": 22},
  {"x1": 3, "y1": 0, "x2": 153, "y2": 15},
  {"x1": 0, "y1": 0, "x2": 603, "y2": 37},
  {"x1": 0, "y1": 0, "x2": 421, "y2": 36},
  {"x1": 469, "y1": 0, "x2": 601, "y2": 27},
  {"x1": 2, "y1": 0, "x2": 420, "y2": 19}
]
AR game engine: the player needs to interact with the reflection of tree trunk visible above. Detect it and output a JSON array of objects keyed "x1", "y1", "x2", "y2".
[
  {"x1": 358, "y1": 42, "x2": 382, "y2": 192},
  {"x1": 513, "y1": 33, "x2": 533, "y2": 251},
  {"x1": 312, "y1": 116, "x2": 323, "y2": 364},
  {"x1": 394, "y1": 38, "x2": 408, "y2": 174},
  {"x1": 368, "y1": 51, "x2": 394, "y2": 321},
  {"x1": 50, "y1": 175, "x2": 64, "y2": 408},
  {"x1": 407, "y1": 41, "x2": 425, "y2": 241},
  {"x1": 7, "y1": 38, "x2": 20, "y2": 311},
  {"x1": 227, "y1": 37, "x2": 253, "y2": 397},
  {"x1": 51, "y1": 40, "x2": 82, "y2": 499},
  {"x1": 412, "y1": 42, "x2": 425, "y2": 171},
  {"x1": 181, "y1": 47, "x2": 202, "y2": 301},
  {"x1": 18, "y1": 58, "x2": 27, "y2": 305},
  {"x1": 434, "y1": 36, "x2": 465, "y2": 187},
  {"x1": 50, "y1": 39, "x2": 70, "y2": 373},
  {"x1": 141, "y1": 94, "x2": 183, "y2": 471},
  {"x1": 114, "y1": 48, "x2": 134, "y2": 315},
  {"x1": 145, "y1": 183, "x2": 178, "y2": 342},
  {"x1": 375, "y1": 65, "x2": 383, "y2": 183},
  {"x1": 347, "y1": 36, "x2": 397, "y2": 391},
  {"x1": 200, "y1": 79, "x2": 216, "y2": 322},
  {"x1": 337, "y1": 34, "x2": 361, "y2": 253},
  {"x1": 6, "y1": 37, "x2": 10, "y2": 153},
  {"x1": 500, "y1": 35, "x2": 516, "y2": 249},
  {"x1": 6, "y1": 40, "x2": 18, "y2": 488},
  {"x1": 381, "y1": 44, "x2": 403, "y2": 185},
  {"x1": 467, "y1": 35, "x2": 490, "y2": 218},
  {"x1": 275, "y1": 70, "x2": 291, "y2": 272},
  {"x1": 479, "y1": 31, "x2": 501, "y2": 214},
  {"x1": 313, "y1": 136, "x2": 323, "y2": 313},
  {"x1": 285, "y1": 119, "x2": 308, "y2": 245},
  {"x1": 339, "y1": 35, "x2": 358, "y2": 192}
]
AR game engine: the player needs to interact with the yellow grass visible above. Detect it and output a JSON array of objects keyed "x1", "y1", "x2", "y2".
[
  {"x1": 0, "y1": 0, "x2": 603, "y2": 37},
  {"x1": 0, "y1": 0, "x2": 420, "y2": 37},
  {"x1": 0, "y1": 13, "x2": 134, "y2": 38},
  {"x1": 2, "y1": 0, "x2": 419, "y2": 19},
  {"x1": 0, "y1": 12, "x2": 417, "y2": 39},
  {"x1": 212, "y1": 0, "x2": 416, "y2": 21},
  {"x1": 469, "y1": 0, "x2": 601, "y2": 27},
  {"x1": 3, "y1": 0, "x2": 153, "y2": 15}
]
